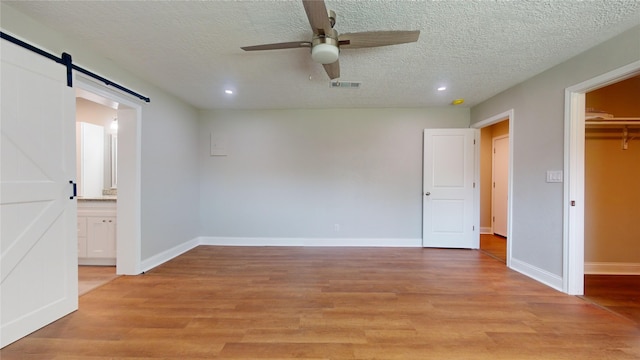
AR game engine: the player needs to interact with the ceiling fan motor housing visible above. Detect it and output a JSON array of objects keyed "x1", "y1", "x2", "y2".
[{"x1": 311, "y1": 34, "x2": 339, "y2": 64}]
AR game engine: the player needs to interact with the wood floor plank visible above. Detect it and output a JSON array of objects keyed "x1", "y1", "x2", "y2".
[
  {"x1": 78, "y1": 266, "x2": 119, "y2": 296},
  {"x1": 583, "y1": 274, "x2": 640, "y2": 324},
  {"x1": 480, "y1": 234, "x2": 507, "y2": 262},
  {"x1": 2, "y1": 246, "x2": 639, "y2": 359}
]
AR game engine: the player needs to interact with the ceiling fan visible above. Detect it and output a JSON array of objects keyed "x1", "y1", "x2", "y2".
[{"x1": 241, "y1": 0, "x2": 420, "y2": 80}]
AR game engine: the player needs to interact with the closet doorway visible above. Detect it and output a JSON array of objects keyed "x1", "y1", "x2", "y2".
[{"x1": 582, "y1": 74, "x2": 640, "y2": 324}]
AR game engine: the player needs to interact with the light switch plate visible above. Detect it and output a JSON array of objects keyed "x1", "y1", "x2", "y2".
[{"x1": 546, "y1": 170, "x2": 563, "y2": 183}]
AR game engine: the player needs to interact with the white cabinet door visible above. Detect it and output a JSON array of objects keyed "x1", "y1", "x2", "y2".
[
  {"x1": 86, "y1": 217, "x2": 116, "y2": 259},
  {"x1": 422, "y1": 129, "x2": 477, "y2": 248},
  {"x1": 1, "y1": 40, "x2": 77, "y2": 347}
]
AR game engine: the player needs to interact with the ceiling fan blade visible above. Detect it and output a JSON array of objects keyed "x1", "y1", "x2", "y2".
[
  {"x1": 339, "y1": 31, "x2": 420, "y2": 49},
  {"x1": 302, "y1": 0, "x2": 332, "y2": 35},
  {"x1": 323, "y1": 60, "x2": 340, "y2": 80},
  {"x1": 241, "y1": 41, "x2": 312, "y2": 51}
]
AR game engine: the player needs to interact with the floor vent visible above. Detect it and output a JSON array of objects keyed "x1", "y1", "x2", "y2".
[{"x1": 330, "y1": 81, "x2": 361, "y2": 89}]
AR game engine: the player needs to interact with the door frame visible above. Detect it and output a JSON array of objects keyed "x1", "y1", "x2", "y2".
[
  {"x1": 75, "y1": 75, "x2": 142, "y2": 275},
  {"x1": 563, "y1": 60, "x2": 640, "y2": 295},
  {"x1": 492, "y1": 134, "x2": 509, "y2": 237},
  {"x1": 471, "y1": 109, "x2": 514, "y2": 267}
]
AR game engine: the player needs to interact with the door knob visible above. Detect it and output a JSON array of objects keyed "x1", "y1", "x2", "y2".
[{"x1": 425, "y1": 192, "x2": 431, "y2": 196}]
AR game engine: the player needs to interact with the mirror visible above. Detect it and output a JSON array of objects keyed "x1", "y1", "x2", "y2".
[
  {"x1": 75, "y1": 96, "x2": 118, "y2": 197},
  {"x1": 111, "y1": 134, "x2": 118, "y2": 188}
]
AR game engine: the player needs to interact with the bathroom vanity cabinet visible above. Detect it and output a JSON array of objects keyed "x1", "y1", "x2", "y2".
[{"x1": 78, "y1": 199, "x2": 116, "y2": 266}]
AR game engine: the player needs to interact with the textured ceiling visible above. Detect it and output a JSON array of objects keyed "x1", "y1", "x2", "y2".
[{"x1": 5, "y1": 0, "x2": 640, "y2": 110}]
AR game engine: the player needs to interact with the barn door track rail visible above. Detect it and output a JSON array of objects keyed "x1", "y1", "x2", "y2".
[{"x1": 1, "y1": 31, "x2": 150, "y2": 103}]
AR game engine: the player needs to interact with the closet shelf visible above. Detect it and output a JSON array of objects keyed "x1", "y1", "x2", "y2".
[
  {"x1": 585, "y1": 118, "x2": 640, "y2": 126},
  {"x1": 585, "y1": 118, "x2": 639, "y2": 150}
]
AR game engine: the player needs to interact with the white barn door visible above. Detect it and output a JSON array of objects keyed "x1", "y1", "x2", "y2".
[
  {"x1": 1, "y1": 40, "x2": 78, "y2": 347},
  {"x1": 423, "y1": 129, "x2": 477, "y2": 248}
]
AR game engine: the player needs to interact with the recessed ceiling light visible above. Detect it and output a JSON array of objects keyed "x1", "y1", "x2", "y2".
[
  {"x1": 224, "y1": 89, "x2": 233, "y2": 95},
  {"x1": 437, "y1": 86, "x2": 447, "y2": 91}
]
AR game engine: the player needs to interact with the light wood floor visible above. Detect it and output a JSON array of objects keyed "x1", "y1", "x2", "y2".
[
  {"x1": 480, "y1": 233, "x2": 507, "y2": 263},
  {"x1": 582, "y1": 275, "x2": 640, "y2": 325},
  {"x1": 479, "y1": 234, "x2": 639, "y2": 325},
  {"x1": 78, "y1": 266, "x2": 118, "y2": 296},
  {"x1": 3, "y1": 246, "x2": 639, "y2": 359}
]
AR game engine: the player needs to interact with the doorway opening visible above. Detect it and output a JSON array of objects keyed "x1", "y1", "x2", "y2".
[
  {"x1": 75, "y1": 91, "x2": 120, "y2": 294},
  {"x1": 472, "y1": 110, "x2": 514, "y2": 266},
  {"x1": 564, "y1": 60, "x2": 640, "y2": 296},
  {"x1": 75, "y1": 76, "x2": 143, "y2": 283},
  {"x1": 579, "y1": 75, "x2": 640, "y2": 324}
]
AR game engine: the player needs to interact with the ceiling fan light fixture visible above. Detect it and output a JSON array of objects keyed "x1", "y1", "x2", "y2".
[
  {"x1": 311, "y1": 43, "x2": 339, "y2": 64},
  {"x1": 311, "y1": 36, "x2": 339, "y2": 64}
]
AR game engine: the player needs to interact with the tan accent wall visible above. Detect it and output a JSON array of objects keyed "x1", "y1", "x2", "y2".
[
  {"x1": 584, "y1": 137, "x2": 640, "y2": 263},
  {"x1": 585, "y1": 75, "x2": 640, "y2": 265},
  {"x1": 480, "y1": 120, "x2": 509, "y2": 232},
  {"x1": 586, "y1": 75, "x2": 640, "y2": 117}
]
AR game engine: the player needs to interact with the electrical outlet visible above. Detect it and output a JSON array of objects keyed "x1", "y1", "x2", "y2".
[{"x1": 334, "y1": 223, "x2": 340, "y2": 232}]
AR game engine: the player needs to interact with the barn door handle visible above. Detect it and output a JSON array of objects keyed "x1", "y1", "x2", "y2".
[{"x1": 69, "y1": 180, "x2": 77, "y2": 199}]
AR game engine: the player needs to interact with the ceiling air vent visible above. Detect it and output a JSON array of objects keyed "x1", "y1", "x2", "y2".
[{"x1": 330, "y1": 81, "x2": 361, "y2": 89}]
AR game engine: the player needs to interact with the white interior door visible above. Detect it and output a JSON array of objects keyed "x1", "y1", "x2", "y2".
[
  {"x1": 492, "y1": 135, "x2": 509, "y2": 237},
  {"x1": 1, "y1": 41, "x2": 78, "y2": 348},
  {"x1": 423, "y1": 129, "x2": 477, "y2": 248}
]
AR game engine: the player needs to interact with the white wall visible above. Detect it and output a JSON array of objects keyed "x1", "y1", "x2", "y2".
[
  {"x1": 1, "y1": 3, "x2": 201, "y2": 262},
  {"x1": 140, "y1": 94, "x2": 200, "y2": 258},
  {"x1": 199, "y1": 108, "x2": 469, "y2": 243},
  {"x1": 470, "y1": 25, "x2": 640, "y2": 278}
]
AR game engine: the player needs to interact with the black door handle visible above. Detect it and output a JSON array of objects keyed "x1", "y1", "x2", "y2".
[{"x1": 69, "y1": 180, "x2": 77, "y2": 199}]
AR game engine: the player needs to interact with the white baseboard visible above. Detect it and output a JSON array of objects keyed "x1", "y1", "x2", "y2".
[
  {"x1": 200, "y1": 237, "x2": 304, "y2": 247},
  {"x1": 140, "y1": 237, "x2": 200, "y2": 273},
  {"x1": 585, "y1": 262, "x2": 640, "y2": 275},
  {"x1": 510, "y1": 258, "x2": 564, "y2": 292},
  {"x1": 480, "y1": 227, "x2": 492, "y2": 234},
  {"x1": 135, "y1": 237, "x2": 582, "y2": 295},
  {"x1": 139, "y1": 237, "x2": 422, "y2": 273},
  {"x1": 199, "y1": 237, "x2": 422, "y2": 247}
]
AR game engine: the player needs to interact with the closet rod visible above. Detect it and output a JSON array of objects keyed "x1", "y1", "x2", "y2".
[
  {"x1": 1, "y1": 31, "x2": 150, "y2": 103},
  {"x1": 586, "y1": 120, "x2": 640, "y2": 125}
]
